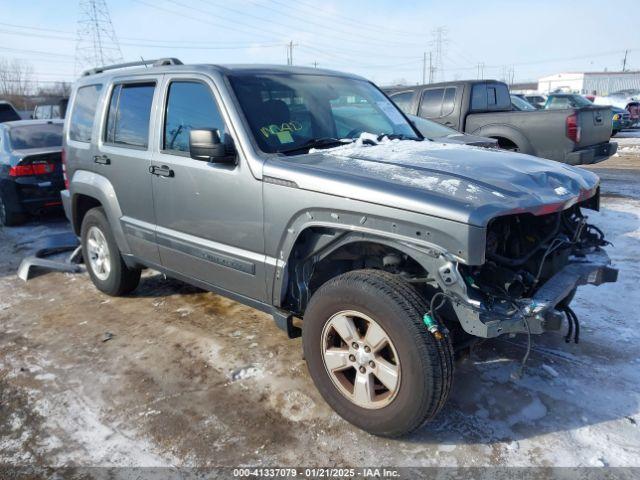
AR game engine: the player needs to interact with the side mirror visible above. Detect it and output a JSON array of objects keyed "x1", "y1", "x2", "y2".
[{"x1": 189, "y1": 129, "x2": 236, "y2": 164}]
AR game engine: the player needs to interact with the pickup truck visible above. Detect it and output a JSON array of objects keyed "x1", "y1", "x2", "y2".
[{"x1": 384, "y1": 80, "x2": 617, "y2": 165}]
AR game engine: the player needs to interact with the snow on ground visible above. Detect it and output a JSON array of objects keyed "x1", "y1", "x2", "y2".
[{"x1": 0, "y1": 146, "x2": 639, "y2": 469}]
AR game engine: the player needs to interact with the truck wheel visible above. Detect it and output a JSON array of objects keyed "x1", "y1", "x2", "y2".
[
  {"x1": 0, "y1": 191, "x2": 24, "y2": 226},
  {"x1": 81, "y1": 207, "x2": 141, "y2": 296},
  {"x1": 303, "y1": 269, "x2": 453, "y2": 437}
]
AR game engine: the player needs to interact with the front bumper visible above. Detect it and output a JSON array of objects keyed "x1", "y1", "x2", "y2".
[
  {"x1": 454, "y1": 248, "x2": 618, "y2": 338},
  {"x1": 564, "y1": 142, "x2": 617, "y2": 166}
]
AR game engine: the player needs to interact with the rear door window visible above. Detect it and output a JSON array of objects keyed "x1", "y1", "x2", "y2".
[
  {"x1": 105, "y1": 82, "x2": 155, "y2": 148},
  {"x1": 389, "y1": 91, "x2": 414, "y2": 113},
  {"x1": 418, "y1": 88, "x2": 445, "y2": 118},
  {"x1": 69, "y1": 84, "x2": 102, "y2": 142},
  {"x1": 441, "y1": 87, "x2": 456, "y2": 116}
]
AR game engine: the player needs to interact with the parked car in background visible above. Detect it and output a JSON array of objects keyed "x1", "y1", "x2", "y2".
[
  {"x1": 593, "y1": 90, "x2": 640, "y2": 127},
  {"x1": 33, "y1": 97, "x2": 69, "y2": 120},
  {"x1": 611, "y1": 107, "x2": 632, "y2": 136},
  {"x1": 543, "y1": 93, "x2": 627, "y2": 137},
  {"x1": 0, "y1": 101, "x2": 21, "y2": 123},
  {"x1": 510, "y1": 94, "x2": 537, "y2": 111},
  {"x1": 384, "y1": 80, "x2": 616, "y2": 164},
  {"x1": 525, "y1": 94, "x2": 547, "y2": 109},
  {"x1": 407, "y1": 114, "x2": 498, "y2": 148},
  {"x1": 543, "y1": 93, "x2": 594, "y2": 110},
  {"x1": 0, "y1": 120, "x2": 64, "y2": 225},
  {"x1": 62, "y1": 60, "x2": 617, "y2": 436}
]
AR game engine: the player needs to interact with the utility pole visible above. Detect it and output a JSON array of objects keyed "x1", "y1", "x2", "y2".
[
  {"x1": 75, "y1": 0, "x2": 123, "y2": 74},
  {"x1": 477, "y1": 62, "x2": 485, "y2": 79},
  {"x1": 622, "y1": 49, "x2": 628, "y2": 71},
  {"x1": 312, "y1": 61, "x2": 318, "y2": 68},
  {"x1": 422, "y1": 52, "x2": 426, "y2": 84},
  {"x1": 286, "y1": 41, "x2": 298, "y2": 66},
  {"x1": 429, "y1": 52, "x2": 434, "y2": 84}
]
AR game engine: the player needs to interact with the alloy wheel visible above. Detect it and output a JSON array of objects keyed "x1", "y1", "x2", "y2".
[
  {"x1": 86, "y1": 226, "x2": 111, "y2": 281},
  {"x1": 321, "y1": 310, "x2": 401, "y2": 409}
]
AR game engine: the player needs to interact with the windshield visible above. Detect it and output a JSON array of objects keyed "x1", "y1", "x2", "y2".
[
  {"x1": 407, "y1": 114, "x2": 458, "y2": 138},
  {"x1": 510, "y1": 95, "x2": 537, "y2": 111},
  {"x1": 9, "y1": 123, "x2": 62, "y2": 149},
  {"x1": 228, "y1": 73, "x2": 420, "y2": 154}
]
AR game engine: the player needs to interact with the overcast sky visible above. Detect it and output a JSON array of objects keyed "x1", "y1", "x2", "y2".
[{"x1": 1, "y1": 0, "x2": 638, "y2": 88}]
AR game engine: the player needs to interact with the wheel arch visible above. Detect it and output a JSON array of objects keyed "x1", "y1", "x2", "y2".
[
  {"x1": 70, "y1": 170, "x2": 131, "y2": 255},
  {"x1": 470, "y1": 124, "x2": 534, "y2": 154},
  {"x1": 273, "y1": 224, "x2": 458, "y2": 316}
]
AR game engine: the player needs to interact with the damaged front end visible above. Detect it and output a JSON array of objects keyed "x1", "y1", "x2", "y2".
[{"x1": 447, "y1": 194, "x2": 618, "y2": 340}]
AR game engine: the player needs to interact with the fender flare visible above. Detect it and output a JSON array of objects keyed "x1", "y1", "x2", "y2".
[
  {"x1": 70, "y1": 170, "x2": 132, "y2": 255},
  {"x1": 470, "y1": 124, "x2": 535, "y2": 155},
  {"x1": 269, "y1": 209, "x2": 468, "y2": 309}
]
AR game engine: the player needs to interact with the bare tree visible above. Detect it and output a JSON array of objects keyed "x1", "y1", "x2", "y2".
[
  {"x1": 38, "y1": 81, "x2": 72, "y2": 98},
  {"x1": 0, "y1": 58, "x2": 34, "y2": 108}
]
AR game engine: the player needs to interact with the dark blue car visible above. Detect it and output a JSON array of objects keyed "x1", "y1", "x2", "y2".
[{"x1": 0, "y1": 120, "x2": 64, "y2": 225}]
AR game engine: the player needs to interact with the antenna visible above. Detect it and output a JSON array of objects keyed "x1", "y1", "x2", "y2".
[{"x1": 74, "y1": 0, "x2": 124, "y2": 74}]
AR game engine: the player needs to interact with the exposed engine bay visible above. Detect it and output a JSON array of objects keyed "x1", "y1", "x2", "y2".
[{"x1": 455, "y1": 195, "x2": 616, "y2": 343}]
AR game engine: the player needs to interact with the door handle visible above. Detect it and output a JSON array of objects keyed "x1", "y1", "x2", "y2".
[
  {"x1": 93, "y1": 155, "x2": 110, "y2": 165},
  {"x1": 149, "y1": 165, "x2": 174, "y2": 177}
]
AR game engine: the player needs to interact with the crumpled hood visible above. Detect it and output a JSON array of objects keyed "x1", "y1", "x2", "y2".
[{"x1": 263, "y1": 139, "x2": 600, "y2": 226}]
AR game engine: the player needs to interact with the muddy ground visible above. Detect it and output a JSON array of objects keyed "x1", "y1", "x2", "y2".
[{"x1": 1, "y1": 132, "x2": 639, "y2": 470}]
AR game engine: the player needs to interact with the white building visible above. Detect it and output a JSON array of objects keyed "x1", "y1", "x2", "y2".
[{"x1": 537, "y1": 71, "x2": 640, "y2": 96}]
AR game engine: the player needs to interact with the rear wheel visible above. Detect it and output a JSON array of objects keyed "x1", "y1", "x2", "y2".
[
  {"x1": 0, "y1": 191, "x2": 24, "y2": 226},
  {"x1": 303, "y1": 269, "x2": 454, "y2": 437},
  {"x1": 81, "y1": 207, "x2": 141, "y2": 296}
]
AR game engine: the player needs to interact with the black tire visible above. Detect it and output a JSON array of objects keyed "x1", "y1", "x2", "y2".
[
  {"x1": 81, "y1": 207, "x2": 141, "y2": 296},
  {"x1": 0, "y1": 191, "x2": 25, "y2": 226},
  {"x1": 303, "y1": 269, "x2": 454, "y2": 437}
]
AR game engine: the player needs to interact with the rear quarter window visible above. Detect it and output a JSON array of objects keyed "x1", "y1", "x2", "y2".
[{"x1": 69, "y1": 85, "x2": 103, "y2": 142}]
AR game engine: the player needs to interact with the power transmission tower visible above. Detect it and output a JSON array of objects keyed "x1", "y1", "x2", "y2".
[
  {"x1": 430, "y1": 27, "x2": 447, "y2": 82},
  {"x1": 622, "y1": 49, "x2": 628, "y2": 71},
  {"x1": 74, "y1": 0, "x2": 123, "y2": 74}
]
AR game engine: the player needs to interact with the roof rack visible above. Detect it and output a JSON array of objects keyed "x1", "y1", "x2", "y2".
[{"x1": 82, "y1": 58, "x2": 183, "y2": 77}]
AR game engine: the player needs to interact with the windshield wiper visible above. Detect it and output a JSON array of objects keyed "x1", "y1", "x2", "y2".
[
  {"x1": 280, "y1": 137, "x2": 351, "y2": 155},
  {"x1": 382, "y1": 133, "x2": 420, "y2": 141}
]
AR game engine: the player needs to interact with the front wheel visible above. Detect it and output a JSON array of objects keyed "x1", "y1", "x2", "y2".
[
  {"x1": 81, "y1": 207, "x2": 141, "y2": 296},
  {"x1": 302, "y1": 269, "x2": 454, "y2": 437}
]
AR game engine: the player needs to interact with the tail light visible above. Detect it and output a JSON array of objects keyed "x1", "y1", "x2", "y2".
[
  {"x1": 61, "y1": 148, "x2": 69, "y2": 189},
  {"x1": 9, "y1": 162, "x2": 55, "y2": 177},
  {"x1": 566, "y1": 113, "x2": 581, "y2": 143}
]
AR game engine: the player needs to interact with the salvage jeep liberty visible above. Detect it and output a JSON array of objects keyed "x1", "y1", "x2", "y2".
[{"x1": 62, "y1": 58, "x2": 617, "y2": 437}]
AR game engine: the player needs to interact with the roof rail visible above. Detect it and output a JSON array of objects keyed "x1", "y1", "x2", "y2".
[{"x1": 82, "y1": 58, "x2": 183, "y2": 76}]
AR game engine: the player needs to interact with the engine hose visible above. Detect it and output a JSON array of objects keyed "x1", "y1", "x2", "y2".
[
  {"x1": 487, "y1": 213, "x2": 561, "y2": 267},
  {"x1": 569, "y1": 307, "x2": 580, "y2": 344},
  {"x1": 564, "y1": 308, "x2": 574, "y2": 343}
]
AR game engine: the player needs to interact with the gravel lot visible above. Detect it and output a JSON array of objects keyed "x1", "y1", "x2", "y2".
[{"x1": 1, "y1": 131, "x2": 639, "y2": 470}]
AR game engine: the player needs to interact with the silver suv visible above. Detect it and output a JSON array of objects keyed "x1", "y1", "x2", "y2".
[{"x1": 62, "y1": 58, "x2": 617, "y2": 437}]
